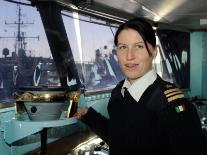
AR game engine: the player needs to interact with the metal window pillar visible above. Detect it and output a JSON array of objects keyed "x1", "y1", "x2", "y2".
[{"x1": 35, "y1": 1, "x2": 81, "y2": 87}]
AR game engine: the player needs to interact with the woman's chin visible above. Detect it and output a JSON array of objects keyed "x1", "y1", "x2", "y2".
[{"x1": 125, "y1": 74, "x2": 141, "y2": 81}]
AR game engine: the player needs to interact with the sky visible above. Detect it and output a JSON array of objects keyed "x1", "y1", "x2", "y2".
[
  {"x1": 0, "y1": 0, "x2": 117, "y2": 62},
  {"x1": 0, "y1": 0, "x2": 51, "y2": 58}
]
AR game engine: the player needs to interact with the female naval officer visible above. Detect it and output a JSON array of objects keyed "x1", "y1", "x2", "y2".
[{"x1": 74, "y1": 17, "x2": 206, "y2": 155}]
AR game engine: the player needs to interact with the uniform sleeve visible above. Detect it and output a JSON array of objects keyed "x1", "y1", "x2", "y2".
[
  {"x1": 160, "y1": 96, "x2": 206, "y2": 155},
  {"x1": 81, "y1": 107, "x2": 109, "y2": 144}
]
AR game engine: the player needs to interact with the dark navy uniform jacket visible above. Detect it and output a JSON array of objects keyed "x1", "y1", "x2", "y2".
[{"x1": 81, "y1": 75, "x2": 206, "y2": 155}]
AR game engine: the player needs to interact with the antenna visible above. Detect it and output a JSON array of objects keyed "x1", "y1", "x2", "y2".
[{"x1": 0, "y1": 4, "x2": 39, "y2": 55}]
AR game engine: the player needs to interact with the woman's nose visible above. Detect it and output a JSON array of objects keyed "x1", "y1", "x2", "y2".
[{"x1": 126, "y1": 48, "x2": 135, "y2": 60}]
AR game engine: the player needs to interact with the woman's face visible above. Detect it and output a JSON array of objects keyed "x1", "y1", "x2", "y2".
[{"x1": 116, "y1": 28, "x2": 157, "y2": 83}]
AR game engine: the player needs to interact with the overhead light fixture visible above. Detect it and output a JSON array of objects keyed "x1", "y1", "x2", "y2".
[
  {"x1": 70, "y1": 4, "x2": 79, "y2": 10},
  {"x1": 57, "y1": 1, "x2": 79, "y2": 10},
  {"x1": 152, "y1": 26, "x2": 157, "y2": 30},
  {"x1": 200, "y1": 19, "x2": 207, "y2": 25},
  {"x1": 142, "y1": 6, "x2": 161, "y2": 22},
  {"x1": 129, "y1": 0, "x2": 138, "y2": 3}
]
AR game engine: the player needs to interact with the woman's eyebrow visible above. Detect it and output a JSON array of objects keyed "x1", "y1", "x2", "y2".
[
  {"x1": 118, "y1": 41, "x2": 144, "y2": 45},
  {"x1": 135, "y1": 41, "x2": 144, "y2": 44},
  {"x1": 117, "y1": 43, "x2": 126, "y2": 45}
]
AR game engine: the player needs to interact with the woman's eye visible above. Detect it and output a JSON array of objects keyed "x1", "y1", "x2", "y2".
[
  {"x1": 118, "y1": 45, "x2": 127, "y2": 50},
  {"x1": 135, "y1": 44, "x2": 144, "y2": 49}
]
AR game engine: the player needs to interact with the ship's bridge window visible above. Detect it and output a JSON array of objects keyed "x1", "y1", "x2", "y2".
[
  {"x1": 0, "y1": 0, "x2": 60, "y2": 103},
  {"x1": 62, "y1": 11, "x2": 124, "y2": 91}
]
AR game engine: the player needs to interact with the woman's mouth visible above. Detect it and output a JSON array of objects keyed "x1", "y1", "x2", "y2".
[{"x1": 125, "y1": 64, "x2": 139, "y2": 69}]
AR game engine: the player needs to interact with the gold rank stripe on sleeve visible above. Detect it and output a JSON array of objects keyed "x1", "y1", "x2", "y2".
[
  {"x1": 167, "y1": 94, "x2": 185, "y2": 102},
  {"x1": 164, "y1": 88, "x2": 180, "y2": 95},
  {"x1": 165, "y1": 90, "x2": 183, "y2": 98},
  {"x1": 164, "y1": 87, "x2": 185, "y2": 102}
]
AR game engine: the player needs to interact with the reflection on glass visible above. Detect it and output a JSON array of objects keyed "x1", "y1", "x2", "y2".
[
  {"x1": 62, "y1": 11, "x2": 124, "y2": 91},
  {"x1": 0, "y1": 1, "x2": 60, "y2": 103},
  {"x1": 156, "y1": 30, "x2": 190, "y2": 89}
]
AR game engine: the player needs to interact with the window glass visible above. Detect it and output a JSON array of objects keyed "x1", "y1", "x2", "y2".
[
  {"x1": 0, "y1": 1, "x2": 60, "y2": 103},
  {"x1": 156, "y1": 30, "x2": 190, "y2": 89},
  {"x1": 62, "y1": 10, "x2": 189, "y2": 92},
  {"x1": 62, "y1": 11, "x2": 124, "y2": 91}
]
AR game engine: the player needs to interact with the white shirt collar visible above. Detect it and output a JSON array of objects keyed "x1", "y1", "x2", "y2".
[{"x1": 121, "y1": 69, "x2": 157, "y2": 102}]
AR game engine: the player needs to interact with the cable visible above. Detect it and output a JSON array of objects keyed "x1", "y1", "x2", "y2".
[{"x1": 3, "y1": 0, "x2": 32, "y2": 6}]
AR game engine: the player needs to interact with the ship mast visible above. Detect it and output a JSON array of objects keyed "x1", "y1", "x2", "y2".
[{"x1": 1, "y1": 3, "x2": 39, "y2": 55}]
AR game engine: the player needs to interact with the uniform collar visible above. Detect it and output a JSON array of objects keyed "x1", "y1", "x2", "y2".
[{"x1": 121, "y1": 69, "x2": 157, "y2": 102}]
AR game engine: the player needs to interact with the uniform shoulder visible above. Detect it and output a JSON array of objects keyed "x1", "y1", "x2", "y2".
[
  {"x1": 156, "y1": 79, "x2": 198, "y2": 118},
  {"x1": 158, "y1": 81, "x2": 190, "y2": 114},
  {"x1": 160, "y1": 81, "x2": 185, "y2": 103}
]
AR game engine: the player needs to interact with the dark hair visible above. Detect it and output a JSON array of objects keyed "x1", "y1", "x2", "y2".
[{"x1": 114, "y1": 18, "x2": 156, "y2": 56}]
